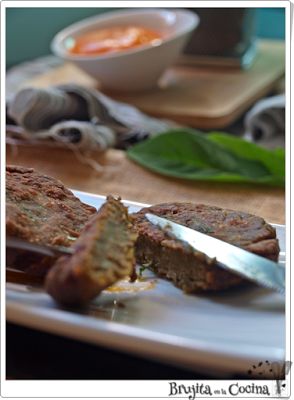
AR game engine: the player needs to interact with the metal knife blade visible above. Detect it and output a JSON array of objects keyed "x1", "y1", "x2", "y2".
[
  {"x1": 6, "y1": 237, "x2": 75, "y2": 258},
  {"x1": 145, "y1": 213, "x2": 285, "y2": 293}
]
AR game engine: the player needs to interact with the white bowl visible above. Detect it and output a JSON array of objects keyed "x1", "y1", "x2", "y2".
[{"x1": 51, "y1": 8, "x2": 199, "y2": 92}]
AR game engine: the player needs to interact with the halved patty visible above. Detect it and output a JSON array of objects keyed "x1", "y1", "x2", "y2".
[
  {"x1": 131, "y1": 203, "x2": 280, "y2": 292},
  {"x1": 45, "y1": 196, "x2": 137, "y2": 305}
]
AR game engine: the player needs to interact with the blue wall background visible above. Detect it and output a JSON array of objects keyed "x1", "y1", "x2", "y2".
[
  {"x1": 256, "y1": 7, "x2": 285, "y2": 39},
  {"x1": 6, "y1": 7, "x2": 285, "y2": 69}
]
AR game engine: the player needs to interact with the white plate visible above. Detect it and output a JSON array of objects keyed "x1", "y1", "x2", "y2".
[{"x1": 6, "y1": 190, "x2": 285, "y2": 378}]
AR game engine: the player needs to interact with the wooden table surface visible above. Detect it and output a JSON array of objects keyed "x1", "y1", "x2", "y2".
[
  {"x1": 6, "y1": 144, "x2": 285, "y2": 225},
  {"x1": 7, "y1": 37, "x2": 285, "y2": 225}
]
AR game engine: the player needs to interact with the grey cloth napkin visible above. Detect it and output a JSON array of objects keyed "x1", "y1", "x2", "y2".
[
  {"x1": 243, "y1": 93, "x2": 285, "y2": 149},
  {"x1": 7, "y1": 83, "x2": 177, "y2": 152}
]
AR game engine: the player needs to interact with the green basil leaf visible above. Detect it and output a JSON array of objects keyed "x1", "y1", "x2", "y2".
[
  {"x1": 207, "y1": 132, "x2": 285, "y2": 179},
  {"x1": 126, "y1": 129, "x2": 285, "y2": 186}
]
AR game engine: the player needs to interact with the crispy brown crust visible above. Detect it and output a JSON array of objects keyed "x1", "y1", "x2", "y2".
[
  {"x1": 131, "y1": 202, "x2": 280, "y2": 292},
  {"x1": 45, "y1": 196, "x2": 138, "y2": 305},
  {"x1": 6, "y1": 165, "x2": 96, "y2": 276}
]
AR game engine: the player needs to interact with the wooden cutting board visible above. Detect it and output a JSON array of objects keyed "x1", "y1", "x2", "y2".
[{"x1": 23, "y1": 39, "x2": 285, "y2": 130}]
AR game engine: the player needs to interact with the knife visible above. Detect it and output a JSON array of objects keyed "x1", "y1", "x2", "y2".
[
  {"x1": 6, "y1": 237, "x2": 75, "y2": 258},
  {"x1": 145, "y1": 213, "x2": 285, "y2": 293}
]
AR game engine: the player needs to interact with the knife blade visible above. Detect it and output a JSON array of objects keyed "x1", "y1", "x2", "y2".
[
  {"x1": 6, "y1": 237, "x2": 75, "y2": 258},
  {"x1": 145, "y1": 213, "x2": 285, "y2": 293}
]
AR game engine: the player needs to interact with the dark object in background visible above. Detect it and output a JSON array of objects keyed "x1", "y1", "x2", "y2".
[
  {"x1": 177, "y1": 8, "x2": 258, "y2": 69},
  {"x1": 5, "y1": 322, "x2": 206, "y2": 379},
  {"x1": 6, "y1": 322, "x2": 258, "y2": 379}
]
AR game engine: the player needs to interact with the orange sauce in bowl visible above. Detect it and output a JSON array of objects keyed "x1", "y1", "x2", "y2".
[{"x1": 69, "y1": 25, "x2": 163, "y2": 56}]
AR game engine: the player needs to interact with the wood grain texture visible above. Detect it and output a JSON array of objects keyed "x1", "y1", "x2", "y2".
[{"x1": 6, "y1": 145, "x2": 285, "y2": 225}]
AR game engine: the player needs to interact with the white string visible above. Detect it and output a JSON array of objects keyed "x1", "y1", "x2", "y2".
[{"x1": 6, "y1": 127, "x2": 119, "y2": 175}]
